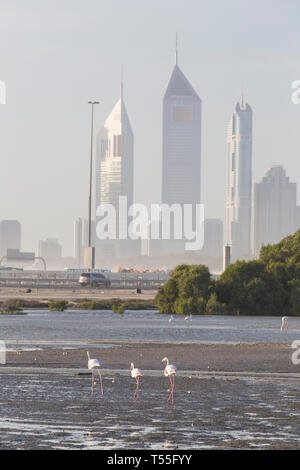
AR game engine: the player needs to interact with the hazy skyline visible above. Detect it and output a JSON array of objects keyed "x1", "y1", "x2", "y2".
[{"x1": 1, "y1": 0, "x2": 300, "y2": 256}]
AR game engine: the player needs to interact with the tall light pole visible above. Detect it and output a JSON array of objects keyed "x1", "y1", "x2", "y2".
[{"x1": 86, "y1": 100, "x2": 99, "y2": 270}]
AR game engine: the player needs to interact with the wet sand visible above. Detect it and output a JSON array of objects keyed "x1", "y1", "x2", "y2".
[
  {"x1": 0, "y1": 371, "x2": 300, "y2": 449},
  {"x1": 1, "y1": 342, "x2": 300, "y2": 449},
  {"x1": 5, "y1": 342, "x2": 298, "y2": 374}
]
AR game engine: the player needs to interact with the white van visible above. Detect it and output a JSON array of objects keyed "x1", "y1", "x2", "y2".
[{"x1": 79, "y1": 272, "x2": 111, "y2": 287}]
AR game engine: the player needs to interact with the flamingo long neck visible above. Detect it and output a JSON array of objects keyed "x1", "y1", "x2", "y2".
[
  {"x1": 87, "y1": 352, "x2": 90, "y2": 360},
  {"x1": 165, "y1": 358, "x2": 169, "y2": 366},
  {"x1": 131, "y1": 363, "x2": 134, "y2": 370}
]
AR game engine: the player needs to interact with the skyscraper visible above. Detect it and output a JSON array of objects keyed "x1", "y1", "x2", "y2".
[
  {"x1": 162, "y1": 44, "x2": 201, "y2": 207},
  {"x1": 226, "y1": 98, "x2": 252, "y2": 261},
  {"x1": 161, "y1": 40, "x2": 201, "y2": 254},
  {"x1": 95, "y1": 76, "x2": 134, "y2": 263},
  {"x1": 0, "y1": 220, "x2": 21, "y2": 258},
  {"x1": 253, "y1": 166, "x2": 297, "y2": 256}
]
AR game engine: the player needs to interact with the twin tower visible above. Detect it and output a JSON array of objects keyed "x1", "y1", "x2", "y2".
[{"x1": 95, "y1": 47, "x2": 252, "y2": 264}]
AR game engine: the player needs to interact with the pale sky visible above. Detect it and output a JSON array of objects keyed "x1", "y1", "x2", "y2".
[{"x1": 1, "y1": 0, "x2": 300, "y2": 256}]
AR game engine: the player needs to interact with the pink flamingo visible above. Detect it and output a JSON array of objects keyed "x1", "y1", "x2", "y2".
[
  {"x1": 130, "y1": 362, "x2": 143, "y2": 400},
  {"x1": 162, "y1": 357, "x2": 177, "y2": 405},
  {"x1": 87, "y1": 351, "x2": 103, "y2": 396}
]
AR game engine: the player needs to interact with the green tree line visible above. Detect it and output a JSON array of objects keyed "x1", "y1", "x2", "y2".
[{"x1": 155, "y1": 229, "x2": 300, "y2": 316}]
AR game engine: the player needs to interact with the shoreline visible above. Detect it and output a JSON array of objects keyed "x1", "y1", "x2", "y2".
[{"x1": 0, "y1": 288, "x2": 157, "y2": 302}]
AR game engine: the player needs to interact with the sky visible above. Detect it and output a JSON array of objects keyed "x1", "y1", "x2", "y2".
[{"x1": 0, "y1": 0, "x2": 300, "y2": 256}]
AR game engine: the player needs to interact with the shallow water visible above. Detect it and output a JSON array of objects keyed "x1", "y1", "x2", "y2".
[
  {"x1": 0, "y1": 373, "x2": 299, "y2": 449},
  {"x1": 0, "y1": 310, "x2": 299, "y2": 350}
]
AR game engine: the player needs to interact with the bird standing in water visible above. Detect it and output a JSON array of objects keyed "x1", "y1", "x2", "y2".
[
  {"x1": 162, "y1": 357, "x2": 177, "y2": 405},
  {"x1": 130, "y1": 362, "x2": 143, "y2": 400},
  {"x1": 87, "y1": 351, "x2": 103, "y2": 396},
  {"x1": 281, "y1": 316, "x2": 288, "y2": 332}
]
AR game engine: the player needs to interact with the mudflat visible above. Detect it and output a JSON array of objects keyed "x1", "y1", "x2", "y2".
[{"x1": 5, "y1": 342, "x2": 298, "y2": 374}]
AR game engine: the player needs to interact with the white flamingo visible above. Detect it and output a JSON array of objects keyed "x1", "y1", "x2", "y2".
[
  {"x1": 87, "y1": 351, "x2": 103, "y2": 396},
  {"x1": 280, "y1": 316, "x2": 288, "y2": 332},
  {"x1": 185, "y1": 314, "x2": 192, "y2": 326},
  {"x1": 130, "y1": 362, "x2": 143, "y2": 400},
  {"x1": 169, "y1": 315, "x2": 175, "y2": 324},
  {"x1": 162, "y1": 357, "x2": 177, "y2": 405}
]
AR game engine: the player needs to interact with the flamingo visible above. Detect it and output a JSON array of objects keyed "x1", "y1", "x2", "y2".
[
  {"x1": 281, "y1": 316, "x2": 288, "y2": 332},
  {"x1": 130, "y1": 362, "x2": 143, "y2": 400},
  {"x1": 162, "y1": 357, "x2": 177, "y2": 405},
  {"x1": 87, "y1": 351, "x2": 103, "y2": 396},
  {"x1": 185, "y1": 314, "x2": 192, "y2": 326},
  {"x1": 169, "y1": 315, "x2": 175, "y2": 324}
]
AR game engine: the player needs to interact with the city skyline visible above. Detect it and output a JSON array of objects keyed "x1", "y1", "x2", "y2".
[{"x1": 1, "y1": 1, "x2": 300, "y2": 256}]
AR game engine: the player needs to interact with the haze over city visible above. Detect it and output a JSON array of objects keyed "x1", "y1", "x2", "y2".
[{"x1": 1, "y1": 0, "x2": 300, "y2": 258}]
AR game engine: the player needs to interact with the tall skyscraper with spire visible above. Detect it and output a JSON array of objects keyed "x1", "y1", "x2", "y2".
[
  {"x1": 161, "y1": 36, "x2": 202, "y2": 255},
  {"x1": 162, "y1": 37, "x2": 202, "y2": 207},
  {"x1": 226, "y1": 98, "x2": 252, "y2": 261},
  {"x1": 95, "y1": 73, "x2": 135, "y2": 263}
]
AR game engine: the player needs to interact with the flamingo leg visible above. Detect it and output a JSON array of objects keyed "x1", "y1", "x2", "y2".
[
  {"x1": 134, "y1": 377, "x2": 139, "y2": 400},
  {"x1": 91, "y1": 369, "x2": 94, "y2": 396},
  {"x1": 167, "y1": 375, "x2": 173, "y2": 403},
  {"x1": 167, "y1": 375, "x2": 175, "y2": 405},
  {"x1": 97, "y1": 369, "x2": 104, "y2": 396},
  {"x1": 171, "y1": 375, "x2": 175, "y2": 405}
]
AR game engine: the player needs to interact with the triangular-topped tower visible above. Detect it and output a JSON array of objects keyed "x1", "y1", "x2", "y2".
[
  {"x1": 162, "y1": 38, "x2": 202, "y2": 207},
  {"x1": 164, "y1": 64, "x2": 200, "y2": 98},
  {"x1": 95, "y1": 75, "x2": 135, "y2": 263},
  {"x1": 160, "y1": 39, "x2": 202, "y2": 255},
  {"x1": 96, "y1": 78, "x2": 134, "y2": 210}
]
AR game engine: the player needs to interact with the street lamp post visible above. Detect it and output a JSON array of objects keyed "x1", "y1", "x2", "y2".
[{"x1": 85, "y1": 100, "x2": 99, "y2": 270}]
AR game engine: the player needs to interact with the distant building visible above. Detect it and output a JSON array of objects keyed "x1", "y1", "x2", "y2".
[
  {"x1": 161, "y1": 41, "x2": 201, "y2": 255},
  {"x1": 253, "y1": 166, "x2": 297, "y2": 256},
  {"x1": 74, "y1": 218, "x2": 90, "y2": 268},
  {"x1": 201, "y1": 219, "x2": 223, "y2": 259},
  {"x1": 95, "y1": 77, "x2": 135, "y2": 264},
  {"x1": 223, "y1": 245, "x2": 231, "y2": 271},
  {"x1": 37, "y1": 238, "x2": 62, "y2": 266},
  {"x1": 74, "y1": 218, "x2": 83, "y2": 268},
  {"x1": 0, "y1": 220, "x2": 21, "y2": 258},
  {"x1": 145, "y1": 219, "x2": 161, "y2": 257},
  {"x1": 296, "y1": 206, "x2": 300, "y2": 231},
  {"x1": 226, "y1": 98, "x2": 252, "y2": 261}
]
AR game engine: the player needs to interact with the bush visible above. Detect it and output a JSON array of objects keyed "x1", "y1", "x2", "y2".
[
  {"x1": 112, "y1": 303, "x2": 126, "y2": 314},
  {"x1": 0, "y1": 299, "x2": 25, "y2": 314},
  {"x1": 215, "y1": 260, "x2": 286, "y2": 315},
  {"x1": 49, "y1": 299, "x2": 68, "y2": 311},
  {"x1": 155, "y1": 264, "x2": 211, "y2": 315},
  {"x1": 205, "y1": 293, "x2": 227, "y2": 315}
]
